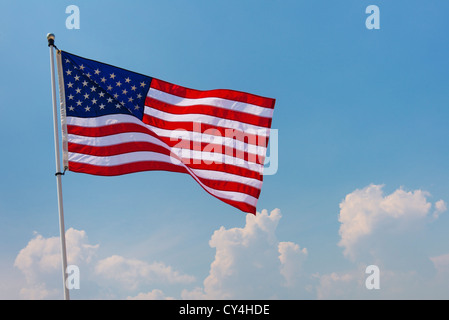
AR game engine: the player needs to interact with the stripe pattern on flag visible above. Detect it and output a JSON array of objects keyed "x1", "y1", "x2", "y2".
[{"x1": 59, "y1": 51, "x2": 275, "y2": 214}]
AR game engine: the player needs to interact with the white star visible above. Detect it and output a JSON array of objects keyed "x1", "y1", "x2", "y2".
[
  {"x1": 137, "y1": 93, "x2": 142, "y2": 99},
  {"x1": 91, "y1": 98, "x2": 98, "y2": 105},
  {"x1": 125, "y1": 77, "x2": 131, "y2": 83},
  {"x1": 79, "y1": 64, "x2": 85, "y2": 71},
  {"x1": 74, "y1": 75, "x2": 80, "y2": 81},
  {"x1": 66, "y1": 70, "x2": 72, "y2": 76},
  {"x1": 107, "y1": 97, "x2": 113, "y2": 103},
  {"x1": 68, "y1": 106, "x2": 75, "y2": 111},
  {"x1": 113, "y1": 93, "x2": 119, "y2": 99},
  {"x1": 99, "y1": 104, "x2": 105, "y2": 110},
  {"x1": 85, "y1": 106, "x2": 91, "y2": 112},
  {"x1": 65, "y1": 59, "x2": 70, "y2": 63},
  {"x1": 68, "y1": 94, "x2": 74, "y2": 100},
  {"x1": 75, "y1": 88, "x2": 82, "y2": 94},
  {"x1": 90, "y1": 86, "x2": 97, "y2": 92},
  {"x1": 94, "y1": 69, "x2": 101, "y2": 75},
  {"x1": 134, "y1": 105, "x2": 140, "y2": 110},
  {"x1": 76, "y1": 100, "x2": 82, "y2": 106},
  {"x1": 122, "y1": 89, "x2": 128, "y2": 95},
  {"x1": 107, "y1": 85, "x2": 113, "y2": 91},
  {"x1": 128, "y1": 97, "x2": 134, "y2": 102},
  {"x1": 67, "y1": 82, "x2": 73, "y2": 88},
  {"x1": 116, "y1": 81, "x2": 122, "y2": 87},
  {"x1": 84, "y1": 93, "x2": 90, "y2": 99},
  {"x1": 116, "y1": 103, "x2": 121, "y2": 109},
  {"x1": 82, "y1": 80, "x2": 88, "y2": 87},
  {"x1": 101, "y1": 77, "x2": 107, "y2": 83},
  {"x1": 110, "y1": 73, "x2": 116, "y2": 79},
  {"x1": 120, "y1": 101, "x2": 125, "y2": 106},
  {"x1": 99, "y1": 92, "x2": 105, "y2": 98},
  {"x1": 131, "y1": 85, "x2": 137, "y2": 91},
  {"x1": 86, "y1": 72, "x2": 92, "y2": 78},
  {"x1": 140, "y1": 82, "x2": 146, "y2": 88}
]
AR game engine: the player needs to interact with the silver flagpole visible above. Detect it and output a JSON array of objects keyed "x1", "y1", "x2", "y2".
[{"x1": 47, "y1": 33, "x2": 70, "y2": 300}]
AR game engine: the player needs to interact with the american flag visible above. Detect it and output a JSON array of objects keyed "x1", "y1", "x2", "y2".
[{"x1": 57, "y1": 51, "x2": 275, "y2": 214}]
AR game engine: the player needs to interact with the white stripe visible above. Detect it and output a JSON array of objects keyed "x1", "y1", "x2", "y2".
[
  {"x1": 148, "y1": 87, "x2": 274, "y2": 118},
  {"x1": 69, "y1": 150, "x2": 170, "y2": 167},
  {"x1": 144, "y1": 107, "x2": 270, "y2": 134},
  {"x1": 66, "y1": 114, "x2": 135, "y2": 127},
  {"x1": 68, "y1": 132, "x2": 166, "y2": 148},
  {"x1": 68, "y1": 151, "x2": 258, "y2": 205}
]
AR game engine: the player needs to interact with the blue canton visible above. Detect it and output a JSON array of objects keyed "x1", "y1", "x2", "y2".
[{"x1": 60, "y1": 51, "x2": 152, "y2": 120}]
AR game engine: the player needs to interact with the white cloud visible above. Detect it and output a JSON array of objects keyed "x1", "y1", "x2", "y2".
[
  {"x1": 95, "y1": 255, "x2": 195, "y2": 291},
  {"x1": 314, "y1": 184, "x2": 449, "y2": 299},
  {"x1": 18, "y1": 283, "x2": 58, "y2": 300},
  {"x1": 126, "y1": 289, "x2": 174, "y2": 300},
  {"x1": 338, "y1": 184, "x2": 443, "y2": 261},
  {"x1": 182, "y1": 209, "x2": 309, "y2": 299},
  {"x1": 430, "y1": 253, "x2": 449, "y2": 275},
  {"x1": 315, "y1": 267, "x2": 435, "y2": 299},
  {"x1": 13, "y1": 188, "x2": 449, "y2": 299},
  {"x1": 315, "y1": 270, "x2": 361, "y2": 300},
  {"x1": 279, "y1": 242, "x2": 308, "y2": 286},
  {"x1": 433, "y1": 199, "x2": 447, "y2": 219},
  {"x1": 13, "y1": 228, "x2": 99, "y2": 299},
  {"x1": 14, "y1": 228, "x2": 194, "y2": 299}
]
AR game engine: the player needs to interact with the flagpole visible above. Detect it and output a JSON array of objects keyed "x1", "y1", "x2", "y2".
[{"x1": 47, "y1": 33, "x2": 70, "y2": 301}]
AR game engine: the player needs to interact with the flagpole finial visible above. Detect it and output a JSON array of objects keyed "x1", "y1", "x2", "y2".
[{"x1": 47, "y1": 33, "x2": 55, "y2": 47}]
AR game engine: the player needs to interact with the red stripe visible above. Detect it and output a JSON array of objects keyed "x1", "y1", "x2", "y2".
[
  {"x1": 68, "y1": 161, "x2": 257, "y2": 214},
  {"x1": 218, "y1": 198, "x2": 256, "y2": 215},
  {"x1": 69, "y1": 160, "x2": 186, "y2": 177},
  {"x1": 151, "y1": 78, "x2": 275, "y2": 110},
  {"x1": 68, "y1": 141, "x2": 171, "y2": 157},
  {"x1": 68, "y1": 122, "x2": 153, "y2": 137},
  {"x1": 145, "y1": 96, "x2": 272, "y2": 128}
]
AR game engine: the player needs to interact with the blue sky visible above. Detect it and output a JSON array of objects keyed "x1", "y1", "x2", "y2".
[{"x1": 1, "y1": 0, "x2": 449, "y2": 299}]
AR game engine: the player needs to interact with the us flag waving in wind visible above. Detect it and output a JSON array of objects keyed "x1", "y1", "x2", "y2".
[{"x1": 57, "y1": 50, "x2": 276, "y2": 214}]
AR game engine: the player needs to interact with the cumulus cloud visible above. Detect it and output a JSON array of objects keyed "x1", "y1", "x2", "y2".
[
  {"x1": 13, "y1": 188, "x2": 449, "y2": 299},
  {"x1": 315, "y1": 270, "x2": 362, "y2": 300},
  {"x1": 315, "y1": 184, "x2": 449, "y2": 299},
  {"x1": 431, "y1": 253, "x2": 449, "y2": 272},
  {"x1": 279, "y1": 242, "x2": 308, "y2": 286},
  {"x1": 95, "y1": 255, "x2": 195, "y2": 291},
  {"x1": 182, "y1": 209, "x2": 309, "y2": 299},
  {"x1": 338, "y1": 184, "x2": 445, "y2": 262},
  {"x1": 433, "y1": 200, "x2": 447, "y2": 220},
  {"x1": 13, "y1": 228, "x2": 99, "y2": 299},
  {"x1": 126, "y1": 289, "x2": 174, "y2": 300},
  {"x1": 14, "y1": 228, "x2": 194, "y2": 299}
]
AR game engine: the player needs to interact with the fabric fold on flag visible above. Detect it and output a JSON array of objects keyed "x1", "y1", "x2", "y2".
[{"x1": 57, "y1": 50, "x2": 275, "y2": 214}]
